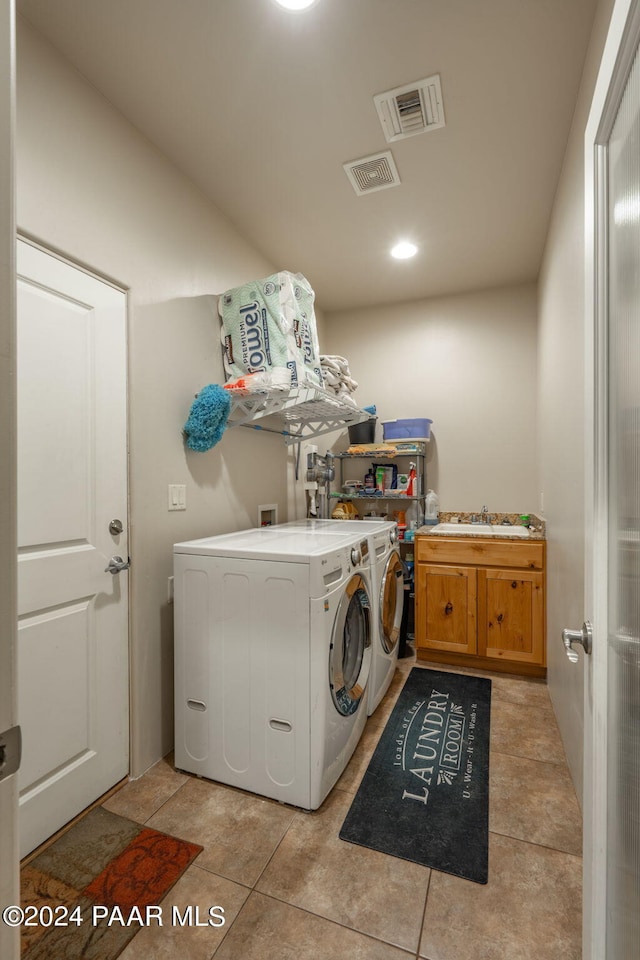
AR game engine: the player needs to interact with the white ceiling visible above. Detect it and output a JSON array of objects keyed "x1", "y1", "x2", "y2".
[{"x1": 16, "y1": 0, "x2": 597, "y2": 312}]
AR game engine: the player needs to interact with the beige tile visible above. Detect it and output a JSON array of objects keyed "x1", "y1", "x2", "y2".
[
  {"x1": 256, "y1": 788, "x2": 429, "y2": 953},
  {"x1": 371, "y1": 669, "x2": 411, "y2": 724},
  {"x1": 396, "y1": 655, "x2": 416, "y2": 674},
  {"x1": 119, "y1": 865, "x2": 249, "y2": 960},
  {"x1": 215, "y1": 892, "x2": 414, "y2": 960},
  {"x1": 490, "y1": 752, "x2": 582, "y2": 856},
  {"x1": 490, "y1": 698, "x2": 566, "y2": 764},
  {"x1": 146, "y1": 778, "x2": 296, "y2": 887},
  {"x1": 335, "y1": 720, "x2": 384, "y2": 795},
  {"x1": 103, "y1": 755, "x2": 189, "y2": 823},
  {"x1": 490, "y1": 674, "x2": 552, "y2": 710},
  {"x1": 420, "y1": 833, "x2": 582, "y2": 960}
]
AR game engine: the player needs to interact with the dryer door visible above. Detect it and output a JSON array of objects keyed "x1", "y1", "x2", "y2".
[
  {"x1": 329, "y1": 573, "x2": 372, "y2": 716},
  {"x1": 380, "y1": 551, "x2": 404, "y2": 654}
]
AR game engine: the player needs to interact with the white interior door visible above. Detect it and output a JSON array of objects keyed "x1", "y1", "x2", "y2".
[
  {"x1": 16, "y1": 239, "x2": 129, "y2": 857},
  {"x1": 584, "y1": 2, "x2": 640, "y2": 956}
]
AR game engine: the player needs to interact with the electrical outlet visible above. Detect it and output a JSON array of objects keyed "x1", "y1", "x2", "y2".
[{"x1": 540, "y1": 491, "x2": 544, "y2": 514}]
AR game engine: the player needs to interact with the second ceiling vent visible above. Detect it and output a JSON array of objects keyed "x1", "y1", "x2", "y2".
[
  {"x1": 374, "y1": 74, "x2": 445, "y2": 143},
  {"x1": 343, "y1": 151, "x2": 401, "y2": 196}
]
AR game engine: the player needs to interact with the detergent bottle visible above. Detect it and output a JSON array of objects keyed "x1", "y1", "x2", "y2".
[
  {"x1": 424, "y1": 489, "x2": 440, "y2": 525},
  {"x1": 393, "y1": 509, "x2": 407, "y2": 541}
]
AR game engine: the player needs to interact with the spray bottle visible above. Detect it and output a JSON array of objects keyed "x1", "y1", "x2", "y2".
[{"x1": 406, "y1": 462, "x2": 417, "y2": 497}]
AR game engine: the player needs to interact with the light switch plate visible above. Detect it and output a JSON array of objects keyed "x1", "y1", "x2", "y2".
[{"x1": 168, "y1": 484, "x2": 186, "y2": 511}]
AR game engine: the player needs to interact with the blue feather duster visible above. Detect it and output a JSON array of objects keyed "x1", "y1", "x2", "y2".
[{"x1": 184, "y1": 384, "x2": 231, "y2": 452}]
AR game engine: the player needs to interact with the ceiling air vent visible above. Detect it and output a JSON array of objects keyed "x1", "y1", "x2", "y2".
[
  {"x1": 374, "y1": 74, "x2": 445, "y2": 143},
  {"x1": 343, "y1": 151, "x2": 401, "y2": 196}
]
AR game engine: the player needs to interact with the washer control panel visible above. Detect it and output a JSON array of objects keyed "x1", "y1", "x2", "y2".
[{"x1": 350, "y1": 538, "x2": 369, "y2": 568}]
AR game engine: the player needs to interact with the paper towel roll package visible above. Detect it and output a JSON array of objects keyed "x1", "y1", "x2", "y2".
[{"x1": 218, "y1": 271, "x2": 323, "y2": 389}]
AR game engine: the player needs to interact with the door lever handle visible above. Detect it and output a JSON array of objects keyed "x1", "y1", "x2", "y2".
[
  {"x1": 105, "y1": 555, "x2": 131, "y2": 575},
  {"x1": 562, "y1": 621, "x2": 593, "y2": 663}
]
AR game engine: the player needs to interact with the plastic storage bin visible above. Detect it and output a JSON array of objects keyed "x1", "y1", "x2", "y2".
[
  {"x1": 382, "y1": 418, "x2": 432, "y2": 441},
  {"x1": 348, "y1": 417, "x2": 377, "y2": 444}
]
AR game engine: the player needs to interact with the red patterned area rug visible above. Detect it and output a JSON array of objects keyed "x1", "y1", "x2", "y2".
[{"x1": 20, "y1": 806, "x2": 202, "y2": 959}]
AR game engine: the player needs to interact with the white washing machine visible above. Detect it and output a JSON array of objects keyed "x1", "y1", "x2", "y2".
[
  {"x1": 173, "y1": 527, "x2": 373, "y2": 810},
  {"x1": 270, "y1": 519, "x2": 404, "y2": 714}
]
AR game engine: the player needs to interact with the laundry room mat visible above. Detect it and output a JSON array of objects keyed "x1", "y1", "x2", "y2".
[
  {"x1": 20, "y1": 806, "x2": 202, "y2": 959},
  {"x1": 339, "y1": 667, "x2": 491, "y2": 884}
]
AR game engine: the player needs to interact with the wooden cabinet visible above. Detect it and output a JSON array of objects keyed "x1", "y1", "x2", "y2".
[
  {"x1": 477, "y1": 568, "x2": 544, "y2": 667},
  {"x1": 415, "y1": 536, "x2": 546, "y2": 677},
  {"x1": 416, "y1": 563, "x2": 477, "y2": 655}
]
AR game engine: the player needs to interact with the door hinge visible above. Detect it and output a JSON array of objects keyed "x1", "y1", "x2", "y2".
[{"x1": 0, "y1": 725, "x2": 22, "y2": 781}]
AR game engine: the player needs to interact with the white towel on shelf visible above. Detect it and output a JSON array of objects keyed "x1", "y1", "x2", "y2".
[{"x1": 320, "y1": 355, "x2": 358, "y2": 400}]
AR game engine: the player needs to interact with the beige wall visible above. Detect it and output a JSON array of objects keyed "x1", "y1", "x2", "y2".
[
  {"x1": 325, "y1": 283, "x2": 538, "y2": 515},
  {"x1": 16, "y1": 20, "x2": 290, "y2": 777},
  {"x1": 537, "y1": 0, "x2": 615, "y2": 802}
]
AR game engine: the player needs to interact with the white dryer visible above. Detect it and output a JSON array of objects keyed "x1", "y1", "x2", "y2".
[
  {"x1": 173, "y1": 527, "x2": 373, "y2": 810},
  {"x1": 271, "y1": 519, "x2": 404, "y2": 714},
  {"x1": 366, "y1": 524, "x2": 404, "y2": 713}
]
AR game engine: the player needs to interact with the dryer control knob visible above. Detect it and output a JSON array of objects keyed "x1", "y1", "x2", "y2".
[
  {"x1": 351, "y1": 547, "x2": 361, "y2": 566},
  {"x1": 389, "y1": 529, "x2": 397, "y2": 544}
]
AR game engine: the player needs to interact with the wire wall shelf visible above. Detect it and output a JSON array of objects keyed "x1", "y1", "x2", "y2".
[
  {"x1": 335, "y1": 442, "x2": 428, "y2": 459},
  {"x1": 227, "y1": 385, "x2": 369, "y2": 445},
  {"x1": 329, "y1": 492, "x2": 424, "y2": 501}
]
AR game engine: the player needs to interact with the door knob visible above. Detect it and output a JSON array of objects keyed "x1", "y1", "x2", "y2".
[
  {"x1": 105, "y1": 555, "x2": 131, "y2": 575},
  {"x1": 562, "y1": 621, "x2": 593, "y2": 663}
]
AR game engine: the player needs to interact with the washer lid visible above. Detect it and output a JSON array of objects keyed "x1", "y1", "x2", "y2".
[
  {"x1": 173, "y1": 527, "x2": 360, "y2": 561},
  {"x1": 274, "y1": 519, "x2": 396, "y2": 534}
]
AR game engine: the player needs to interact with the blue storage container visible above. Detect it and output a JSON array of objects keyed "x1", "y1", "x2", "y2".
[{"x1": 382, "y1": 418, "x2": 432, "y2": 440}]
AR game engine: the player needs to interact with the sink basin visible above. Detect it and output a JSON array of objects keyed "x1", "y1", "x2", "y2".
[{"x1": 429, "y1": 522, "x2": 530, "y2": 538}]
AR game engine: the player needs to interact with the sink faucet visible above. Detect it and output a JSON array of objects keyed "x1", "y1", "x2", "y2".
[{"x1": 480, "y1": 505, "x2": 490, "y2": 525}]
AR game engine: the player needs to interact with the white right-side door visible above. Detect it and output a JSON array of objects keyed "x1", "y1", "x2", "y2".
[{"x1": 583, "y1": 1, "x2": 640, "y2": 956}]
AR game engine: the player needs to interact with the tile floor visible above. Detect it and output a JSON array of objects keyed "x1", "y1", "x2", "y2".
[{"x1": 100, "y1": 657, "x2": 583, "y2": 960}]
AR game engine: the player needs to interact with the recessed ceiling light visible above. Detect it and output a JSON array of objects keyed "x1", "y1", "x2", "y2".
[
  {"x1": 273, "y1": 0, "x2": 319, "y2": 10},
  {"x1": 391, "y1": 241, "x2": 418, "y2": 260}
]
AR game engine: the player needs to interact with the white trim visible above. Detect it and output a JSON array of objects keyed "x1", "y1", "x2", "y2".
[
  {"x1": 0, "y1": 2, "x2": 18, "y2": 958},
  {"x1": 17, "y1": 231, "x2": 128, "y2": 295},
  {"x1": 583, "y1": 2, "x2": 640, "y2": 956}
]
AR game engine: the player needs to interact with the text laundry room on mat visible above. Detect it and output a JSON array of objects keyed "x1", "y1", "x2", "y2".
[{"x1": 340, "y1": 668, "x2": 491, "y2": 884}]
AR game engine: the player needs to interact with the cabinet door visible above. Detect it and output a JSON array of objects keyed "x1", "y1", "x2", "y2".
[
  {"x1": 416, "y1": 563, "x2": 477, "y2": 655},
  {"x1": 477, "y1": 568, "x2": 545, "y2": 666}
]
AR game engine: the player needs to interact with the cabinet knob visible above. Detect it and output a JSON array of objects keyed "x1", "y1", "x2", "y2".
[{"x1": 445, "y1": 602, "x2": 453, "y2": 615}]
